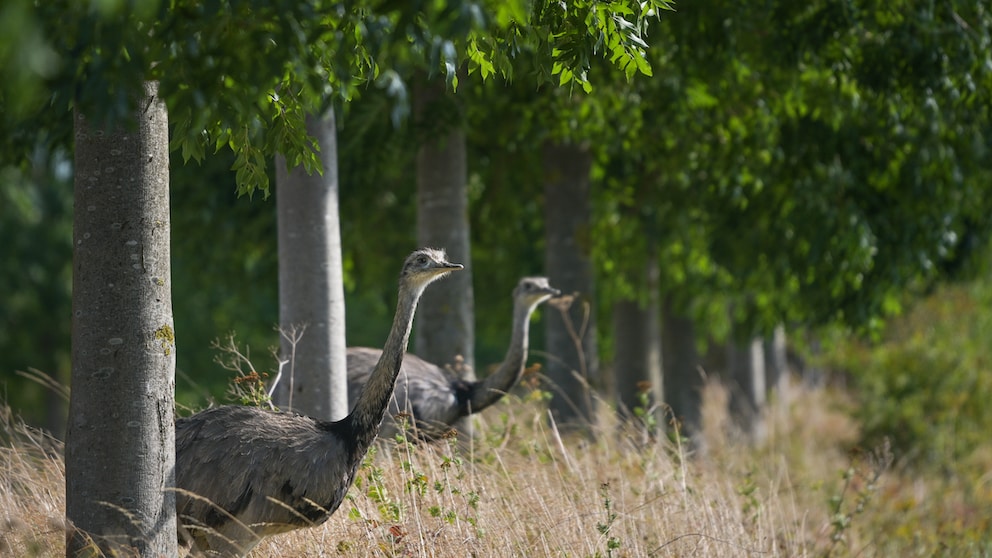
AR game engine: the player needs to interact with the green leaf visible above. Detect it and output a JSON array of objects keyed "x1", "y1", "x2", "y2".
[{"x1": 634, "y1": 53, "x2": 653, "y2": 77}]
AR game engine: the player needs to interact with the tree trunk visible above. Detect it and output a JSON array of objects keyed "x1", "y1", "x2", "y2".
[
  {"x1": 661, "y1": 296, "x2": 703, "y2": 444},
  {"x1": 414, "y1": 76, "x2": 475, "y2": 436},
  {"x1": 543, "y1": 141, "x2": 599, "y2": 433},
  {"x1": 763, "y1": 324, "x2": 788, "y2": 401},
  {"x1": 413, "y1": 77, "x2": 475, "y2": 376},
  {"x1": 65, "y1": 81, "x2": 177, "y2": 557},
  {"x1": 612, "y1": 248, "x2": 663, "y2": 434},
  {"x1": 728, "y1": 334, "x2": 767, "y2": 442},
  {"x1": 273, "y1": 108, "x2": 348, "y2": 421},
  {"x1": 645, "y1": 253, "x2": 665, "y2": 432},
  {"x1": 612, "y1": 300, "x2": 651, "y2": 421}
]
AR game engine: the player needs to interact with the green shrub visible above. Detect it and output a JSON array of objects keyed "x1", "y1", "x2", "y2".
[{"x1": 831, "y1": 281, "x2": 992, "y2": 473}]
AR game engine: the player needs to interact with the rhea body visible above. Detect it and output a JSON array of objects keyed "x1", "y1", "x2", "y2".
[
  {"x1": 174, "y1": 248, "x2": 462, "y2": 556},
  {"x1": 347, "y1": 276, "x2": 560, "y2": 440}
]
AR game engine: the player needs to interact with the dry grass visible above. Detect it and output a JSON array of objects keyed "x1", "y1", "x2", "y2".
[
  {"x1": 0, "y1": 405, "x2": 65, "y2": 557},
  {"x1": 255, "y1": 380, "x2": 864, "y2": 557},
  {"x1": 1, "y1": 379, "x2": 988, "y2": 557}
]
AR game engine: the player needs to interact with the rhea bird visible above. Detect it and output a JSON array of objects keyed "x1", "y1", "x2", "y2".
[
  {"x1": 346, "y1": 276, "x2": 560, "y2": 440},
  {"x1": 174, "y1": 248, "x2": 462, "y2": 557}
]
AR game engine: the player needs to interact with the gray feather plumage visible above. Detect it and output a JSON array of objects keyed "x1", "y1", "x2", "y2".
[
  {"x1": 347, "y1": 276, "x2": 560, "y2": 440},
  {"x1": 175, "y1": 248, "x2": 461, "y2": 556}
]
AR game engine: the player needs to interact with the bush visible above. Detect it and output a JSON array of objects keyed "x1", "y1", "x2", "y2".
[{"x1": 830, "y1": 281, "x2": 992, "y2": 473}]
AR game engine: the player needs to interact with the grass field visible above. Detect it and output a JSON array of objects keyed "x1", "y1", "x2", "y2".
[{"x1": 3, "y1": 373, "x2": 989, "y2": 558}]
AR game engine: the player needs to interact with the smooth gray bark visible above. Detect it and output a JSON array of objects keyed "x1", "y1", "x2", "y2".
[
  {"x1": 728, "y1": 334, "x2": 767, "y2": 442},
  {"x1": 65, "y1": 81, "x2": 177, "y2": 557},
  {"x1": 661, "y1": 297, "x2": 703, "y2": 444},
  {"x1": 274, "y1": 109, "x2": 349, "y2": 421},
  {"x1": 763, "y1": 324, "x2": 788, "y2": 399},
  {"x1": 644, "y1": 253, "x2": 665, "y2": 432},
  {"x1": 543, "y1": 142, "x2": 599, "y2": 433},
  {"x1": 612, "y1": 299, "x2": 650, "y2": 419},
  {"x1": 612, "y1": 251, "x2": 664, "y2": 434},
  {"x1": 413, "y1": 77, "x2": 476, "y2": 383},
  {"x1": 801, "y1": 331, "x2": 826, "y2": 388}
]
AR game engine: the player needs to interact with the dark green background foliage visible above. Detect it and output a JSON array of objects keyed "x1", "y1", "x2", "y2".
[
  {"x1": 0, "y1": 150, "x2": 73, "y2": 429},
  {"x1": 169, "y1": 152, "x2": 279, "y2": 407}
]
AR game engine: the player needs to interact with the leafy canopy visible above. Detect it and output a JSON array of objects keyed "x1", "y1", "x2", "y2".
[{"x1": 1, "y1": 0, "x2": 671, "y2": 196}]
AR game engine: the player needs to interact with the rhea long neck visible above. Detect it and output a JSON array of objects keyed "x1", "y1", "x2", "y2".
[
  {"x1": 347, "y1": 281, "x2": 422, "y2": 448},
  {"x1": 466, "y1": 299, "x2": 536, "y2": 413}
]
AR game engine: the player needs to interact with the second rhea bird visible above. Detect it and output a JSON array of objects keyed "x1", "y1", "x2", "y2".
[{"x1": 347, "y1": 276, "x2": 560, "y2": 440}]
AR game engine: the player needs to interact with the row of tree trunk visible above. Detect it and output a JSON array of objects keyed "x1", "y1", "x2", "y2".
[
  {"x1": 266, "y1": 82, "x2": 793, "y2": 445},
  {"x1": 64, "y1": 77, "x2": 790, "y2": 555}
]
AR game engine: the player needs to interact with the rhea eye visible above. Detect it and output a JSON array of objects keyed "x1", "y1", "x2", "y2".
[{"x1": 417, "y1": 256, "x2": 427, "y2": 265}]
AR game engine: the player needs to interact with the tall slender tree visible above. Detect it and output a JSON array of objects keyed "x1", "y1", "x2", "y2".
[
  {"x1": 413, "y1": 75, "x2": 477, "y2": 437},
  {"x1": 65, "y1": 81, "x2": 176, "y2": 556},
  {"x1": 611, "y1": 250, "x2": 663, "y2": 433},
  {"x1": 274, "y1": 109, "x2": 349, "y2": 420},
  {"x1": 661, "y1": 297, "x2": 704, "y2": 445},
  {"x1": 612, "y1": 301, "x2": 652, "y2": 420},
  {"x1": 543, "y1": 141, "x2": 599, "y2": 432},
  {"x1": 763, "y1": 325, "x2": 788, "y2": 401},
  {"x1": 727, "y1": 334, "x2": 767, "y2": 442},
  {"x1": 413, "y1": 76, "x2": 475, "y2": 377}
]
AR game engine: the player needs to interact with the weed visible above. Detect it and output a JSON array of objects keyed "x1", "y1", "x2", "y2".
[
  {"x1": 211, "y1": 333, "x2": 274, "y2": 408},
  {"x1": 822, "y1": 439, "x2": 893, "y2": 558},
  {"x1": 228, "y1": 369, "x2": 271, "y2": 408},
  {"x1": 402, "y1": 460, "x2": 429, "y2": 497},
  {"x1": 350, "y1": 446, "x2": 403, "y2": 524},
  {"x1": 595, "y1": 482, "x2": 621, "y2": 558},
  {"x1": 737, "y1": 469, "x2": 760, "y2": 528},
  {"x1": 632, "y1": 382, "x2": 659, "y2": 435}
]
